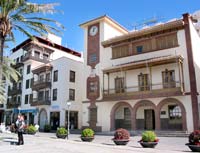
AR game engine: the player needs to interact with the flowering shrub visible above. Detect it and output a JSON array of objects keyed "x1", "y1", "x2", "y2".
[
  {"x1": 140, "y1": 131, "x2": 159, "y2": 142},
  {"x1": 113, "y1": 128, "x2": 130, "y2": 140},
  {"x1": 189, "y1": 130, "x2": 200, "y2": 145}
]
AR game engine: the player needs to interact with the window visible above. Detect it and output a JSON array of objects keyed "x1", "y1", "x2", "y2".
[
  {"x1": 69, "y1": 89, "x2": 75, "y2": 101},
  {"x1": 38, "y1": 91, "x2": 44, "y2": 100},
  {"x1": 19, "y1": 68, "x2": 23, "y2": 75},
  {"x1": 138, "y1": 73, "x2": 150, "y2": 91},
  {"x1": 26, "y1": 79, "x2": 30, "y2": 89},
  {"x1": 20, "y1": 55, "x2": 23, "y2": 62},
  {"x1": 112, "y1": 45, "x2": 129, "y2": 59},
  {"x1": 39, "y1": 75, "x2": 44, "y2": 82},
  {"x1": 27, "y1": 65, "x2": 31, "y2": 74},
  {"x1": 53, "y1": 70, "x2": 58, "y2": 82},
  {"x1": 162, "y1": 69, "x2": 175, "y2": 88},
  {"x1": 115, "y1": 77, "x2": 124, "y2": 93},
  {"x1": 34, "y1": 51, "x2": 40, "y2": 58},
  {"x1": 168, "y1": 105, "x2": 182, "y2": 119},
  {"x1": 18, "y1": 82, "x2": 22, "y2": 89},
  {"x1": 45, "y1": 90, "x2": 49, "y2": 100},
  {"x1": 29, "y1": 94, "x2": 33, "y2": 103},
  {"x1": 30, "y1": 78, "x2": 33, "y2": 88},
  {"x1": 13, "y1": 96, "x2": 17, "y2": 103},
  {"x1": 70, "y1": 71, "x2": 75, "y2": 82},
  {"x1": 136, "y1": 45, "x2": 143, "y2": 53},
  {"x1": 25, "y1": 94, "x2": 29, "y2": 104},
  {"x1": 17, "y1": 96, "x2": 21, "y2": 104},
  {"x1": 89, "y1": 81, "x2": 98, "y2": 93},
  {"x1": 16, "y1": 57, "x2": 19, "y2": 63},
  {"x1": 89, "y1": 53, "x2": 97, "y2": 64},
  {"x1": 46, "y1": 73, "x2": 50, "y2": 82},
  {"x1": 43, "y1": 54, "x2": 49, "y2": 60},
  {"x1": 53, "y1": 89, "x2": 57, "y2": 101}
]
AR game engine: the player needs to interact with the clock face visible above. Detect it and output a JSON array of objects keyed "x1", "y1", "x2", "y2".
[{"x1": 89, "y1": 26, "x2": 98, "y2": 36}]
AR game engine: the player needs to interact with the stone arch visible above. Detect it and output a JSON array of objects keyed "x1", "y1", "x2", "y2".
[
  {"x1": 38, "y1": 108, "x2": 48, "y2": 130},
  {"x1": 157, "y1": 98, "x2": 187, "y2": 131},
  {"x1": 110, "y1": 101, "x2": 133, "y2": 131},
  {"x1": 133, "y1": 100, "x2": 157, "y2": 130}
]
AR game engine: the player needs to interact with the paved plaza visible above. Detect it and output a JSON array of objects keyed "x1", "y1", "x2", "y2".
[{"x1": 0, "y1": 132, "x2": 191, "y2": 153}]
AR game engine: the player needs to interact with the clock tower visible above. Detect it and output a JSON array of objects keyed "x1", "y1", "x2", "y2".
[{"x1": 80, "y1": 15, "x2": 128, "y2": 131}]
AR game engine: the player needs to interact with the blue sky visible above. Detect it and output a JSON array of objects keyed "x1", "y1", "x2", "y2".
[{"x1": 8, "y1": 0, "x2": 200, "y2": 55}]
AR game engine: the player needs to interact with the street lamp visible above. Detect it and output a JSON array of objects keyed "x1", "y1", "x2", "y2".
[
  {"x1": 66, "y1": 101, "x2": 71, "y2": 139},
  {"x1": 18, "y1": 106, "x2": 21, "y2": 115}
]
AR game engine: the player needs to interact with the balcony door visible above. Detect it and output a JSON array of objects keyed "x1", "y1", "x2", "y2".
[
  {"x1": 138, "y1": 73, "x2": 150, "y2": 91},
  {"x1": 115, "y1": 77, "x2": 124, "y2": 93},
  {"x1": 162, "y1": 69, "x2": 175, "y2": 88}
]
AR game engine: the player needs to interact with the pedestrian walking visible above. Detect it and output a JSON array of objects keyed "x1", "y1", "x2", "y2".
[{"x1": 16, "y1": 115, "x2": 25, "y2": 145}]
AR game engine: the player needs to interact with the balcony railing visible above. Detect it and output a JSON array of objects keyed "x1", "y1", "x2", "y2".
[
  {"x1": 8, "y1": 87, "x2": 22, "y2": 96},
  {"x1": 11, "y1": 62, "x2": 24, "y2": 69},
  {"x1": 30, "y1": 97, "x2": 51, "y2": 106},
  {"x1": 22, "y1": 53, "x2": 49, "y2": 63},
  {"x1": 32, "y1": 79, "x2": 51, "y2": 90},
  {"x1": 7, "y1": 101, "x2": 21, "y2": 109},
  {"x1": 103, "y1": 81, "x2": 183, "y2": 100}
]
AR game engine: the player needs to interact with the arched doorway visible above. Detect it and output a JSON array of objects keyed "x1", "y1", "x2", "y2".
[
  {"x1": 157, "y1": 98, "x2": 187, "y2": 131},
  {"x1": 38, "y1": 109, "x2": 47, "y2": 130},
  {"x1": 133, "y1": 100, "x2": 156, "y2": 130},
  {"x1": 110, "y1": 102, "x2": 133, "y2": 130}
]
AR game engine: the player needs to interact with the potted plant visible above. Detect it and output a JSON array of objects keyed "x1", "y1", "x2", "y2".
[
  {"x1": 56, "y1": 127, "x2": 68, "y2": 139},
  {"x1": 112, "y1": 128, "x2": 130, "y2": 145},
  {"x1": 44, "y1": 124, "x2": 51, "y2": 132},
  {"x1": 138, "y1": 131, "x2": 159, "y2": 148},
  {"x1": 81, "y1": 128, "x2": 94, "y2": 142},
  {"x1": 26, "y1": 125, "x2": 37, "y2": 135},
  {"x1": 185, "y1": 130, "x2": 200, "y2": 152}
]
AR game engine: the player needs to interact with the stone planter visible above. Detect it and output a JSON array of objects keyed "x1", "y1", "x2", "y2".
[
  {"x1": 139, "y1": 141, "x2": 158, "y2": 148},
  {"x1": 81, "y1": 136, "x2": 94, "y2": 142},
  {"x1": 56, "y1": 133, "x2": 68, "y2": 139},
  {"x1": 186, "y1": 143, "x2": 200, "y2": 152},
  {"x1": 112, "y1": 139, "x2": 129, "y2": 145}
]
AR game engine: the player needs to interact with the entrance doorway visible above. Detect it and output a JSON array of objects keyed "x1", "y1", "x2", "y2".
[
  {"x1": 65, "y1": 111, "x2": 78, "y2": 129},
  {"x1": 114, "y1": 107, "x2": 131, "y2": 130},
  {"x1": 144, "y1": 109, "x2": 155, "y2": 130},
  {"x1": 50, "y1": 112, "x2": 60, "y2": 130}
]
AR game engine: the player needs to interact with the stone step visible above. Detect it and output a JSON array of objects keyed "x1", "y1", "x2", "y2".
[{"x1": 96, "y1": 130, "x2": 189, "y2": 137}]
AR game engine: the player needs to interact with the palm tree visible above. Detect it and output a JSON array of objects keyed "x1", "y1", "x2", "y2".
[
  {"x1": 0, "y1": 57, "x2": 19, "y2": 103},
  {"x1": 0, "y1": 0, "x2": 64, "y2": 62},
  {"x1": 0, "y1": 0, "x2": 64, "y2": 103}
]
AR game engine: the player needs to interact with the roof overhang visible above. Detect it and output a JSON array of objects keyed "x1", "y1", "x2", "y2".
[
  {"x1": 103, "y1": 55, "x2": 184, "y2": 73},
  {"x1": 102, "y1": 19, "x2": 184, "y2": 47}
]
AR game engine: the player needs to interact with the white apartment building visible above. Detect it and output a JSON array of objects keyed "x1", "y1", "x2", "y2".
[
  {"x1": 5, "y1": 34, "x2": 83, "y2": 130},
  {"x1": 80, "y1": 13, "x2": 200, "y2": 132}
]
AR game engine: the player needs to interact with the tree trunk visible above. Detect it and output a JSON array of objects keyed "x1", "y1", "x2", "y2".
[{"x1": 0, "y1": 36, "x2": 5, "y2": 104}]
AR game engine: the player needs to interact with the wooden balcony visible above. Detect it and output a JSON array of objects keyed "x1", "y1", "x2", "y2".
[
  {"x1": 30, "y1": 97, "x2": 51, "y2": 106},
  {"x1": 103, "y1": 81, "x2": 184, "y2": 101},
  {"x1": 22, "y1": 52, "x2": 49, "y2": 63},
  {"x1": 32, "y1": 79, "x2": 51, "y2": 91},
  {"x1": 11, "y1": 62, "x2": 24, "y2": 69},
  {"x1": 8, "y1": 87, "x2": 22, "y2": 96},
  {"x1": 7, "y1": 101, "x2": 21, "y2": 109}
]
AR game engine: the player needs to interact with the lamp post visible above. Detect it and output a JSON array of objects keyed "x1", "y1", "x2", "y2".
[
  {"x1": 18, "y1": 106, "x2": 21, "y2": 115},
  {"x1": 67, "y1": 101, "x2": 71, "y2": 139}
]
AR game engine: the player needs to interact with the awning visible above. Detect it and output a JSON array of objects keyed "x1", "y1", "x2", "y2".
[{"x1": 13, "y1": 108, "x2": 38, "y2": 114}]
